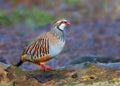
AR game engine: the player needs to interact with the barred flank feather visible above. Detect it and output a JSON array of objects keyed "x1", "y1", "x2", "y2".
[{"x1": 23, "y1": 37, "x2": 50, "y2": 60}]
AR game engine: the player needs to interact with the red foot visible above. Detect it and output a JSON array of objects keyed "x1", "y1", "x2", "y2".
[{"x1": 40, "y1": 64, "x2": 53, "y2": 71}]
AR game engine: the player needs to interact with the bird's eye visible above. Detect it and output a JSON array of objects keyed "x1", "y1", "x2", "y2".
[
  {"x1": 61, "y1": 21, "x2": 66, "y2": 24},
  {"x1": 64, "y1": 22, "x2": 67, "y2": 24}
]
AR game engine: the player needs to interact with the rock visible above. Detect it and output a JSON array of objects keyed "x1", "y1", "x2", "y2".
[
  {"x1": 0, "y1": 62, "x2": 10, "y2": 70},
  {"x1": 97, "y1": 62, "x2": 120, "y2": 69},
  {"x1": 0, "y1": 65, "x2": 9, "y2": 83},
  {"x1": 66, "y1": 56, "x2": 97, "y2": 65},
  {"x1": 96, "y1": 56, "x2": 120, "y2": 63},
  {"x1": 0, "y1": 60, "x2": 120, "y2": 85}
]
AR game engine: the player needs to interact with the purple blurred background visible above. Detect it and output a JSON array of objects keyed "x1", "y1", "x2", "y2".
[{"x1": 0, "y1": 0, "x2": 120, "y2": 70}]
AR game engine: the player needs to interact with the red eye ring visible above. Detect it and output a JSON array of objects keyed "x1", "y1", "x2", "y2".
[
  {"x1": 65, "y1": 21, "x2": 71, "y2": 26},
  {"x1": 61, "y1": 21, "x2": 71, "y2": 26}
]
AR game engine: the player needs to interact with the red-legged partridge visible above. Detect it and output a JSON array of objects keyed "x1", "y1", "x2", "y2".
[{"x1": 17, "y1": 19, "x2": 71, "y2": 70}]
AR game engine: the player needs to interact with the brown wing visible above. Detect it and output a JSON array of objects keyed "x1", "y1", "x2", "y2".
[{"x1": 22, "y1": 34, "x2": 49, "y2": 61}]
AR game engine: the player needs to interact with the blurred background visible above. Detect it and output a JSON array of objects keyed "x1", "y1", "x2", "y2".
[{"x1": 0, "y1": 0, "x2": 120, "y2": 70}]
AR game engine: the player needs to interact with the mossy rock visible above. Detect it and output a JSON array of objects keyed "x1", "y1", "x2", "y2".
[{"x1": 0, "y1": 64, "x2": 120, "y2": 86}]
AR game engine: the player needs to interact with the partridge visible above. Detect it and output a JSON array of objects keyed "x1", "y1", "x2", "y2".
[{"x1": 16, "y1": 19, "x2": 71, "y2": 70}]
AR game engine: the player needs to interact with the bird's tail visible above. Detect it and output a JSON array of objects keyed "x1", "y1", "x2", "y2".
[
  {"x1": 16, "y1": 60, "x2": 23, "y2": 67},
  {"x1": 16, "y1": 55, "x2": 27, "y2": 67}
]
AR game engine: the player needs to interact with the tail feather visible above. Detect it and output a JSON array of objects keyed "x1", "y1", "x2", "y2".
[{"x1": 16, "y1": 60, "x2": 23, "y2": 67}]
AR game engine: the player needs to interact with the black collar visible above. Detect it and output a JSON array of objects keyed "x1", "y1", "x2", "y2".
[{"x1": 57, "y1": 24, "x2": 64, "y2": 32}]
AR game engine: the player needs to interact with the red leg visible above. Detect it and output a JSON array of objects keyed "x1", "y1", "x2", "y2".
[{"x1": 40, "y1": 63, "x2": 53, "y2": 71}]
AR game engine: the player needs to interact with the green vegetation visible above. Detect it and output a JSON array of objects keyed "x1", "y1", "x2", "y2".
[
  {"x1": 0, "y1": 8, "x2": 54, "y2": 30},
  {"x1": 0, "y1": 12, "x2": 12, "y2": 26},
  {"x1": 64, "y1": 0, "x2": 83, "y2": 4}
]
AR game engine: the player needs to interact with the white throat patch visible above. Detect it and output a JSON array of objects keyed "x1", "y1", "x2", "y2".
[{"x1": 59, "y1": 23, "x2": 66, "y2": 30}]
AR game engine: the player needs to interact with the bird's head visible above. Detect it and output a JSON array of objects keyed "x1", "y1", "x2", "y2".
[{"x1": 53, "y1": 19, "x2": 71, "y2": 31}]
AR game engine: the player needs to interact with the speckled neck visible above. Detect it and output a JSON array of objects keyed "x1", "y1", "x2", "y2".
[{"x1": 51, "y1": 27, "x2": 65, "y2": 41}]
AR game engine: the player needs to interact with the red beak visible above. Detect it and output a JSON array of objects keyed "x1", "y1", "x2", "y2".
[{"x1": 66, "y1": 22, "x2": 71, "y2": 26}]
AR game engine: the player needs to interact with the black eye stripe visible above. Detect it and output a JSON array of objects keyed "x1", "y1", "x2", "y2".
[{"x1": 60, "y1": 21, "x2": 67, "y2": 24}]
